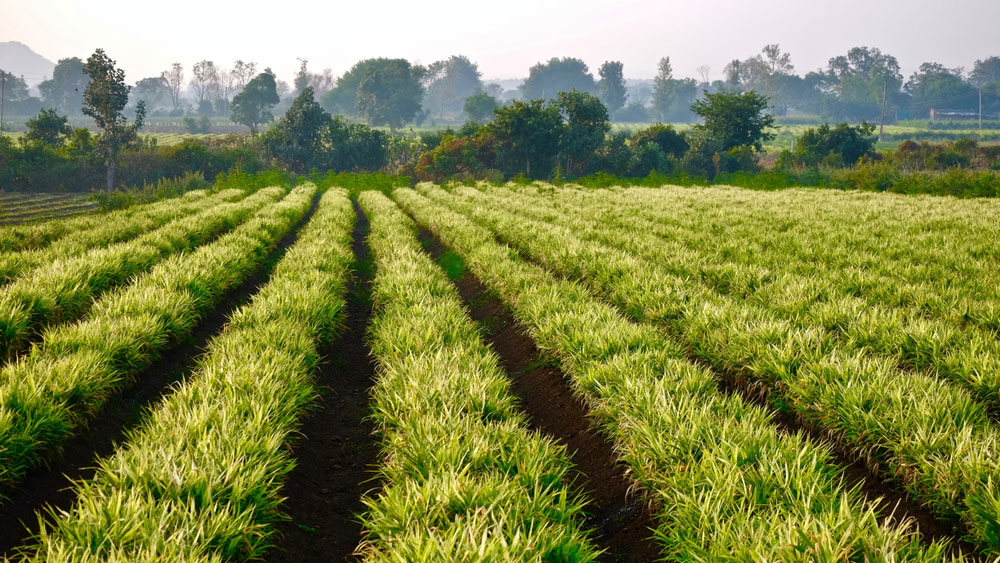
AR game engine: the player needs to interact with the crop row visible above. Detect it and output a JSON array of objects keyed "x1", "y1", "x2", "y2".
[
  {"x1": 358, "y1": 191, "x2": 599, "y2": 560},
  {"x1": 0, "y1": 184, "x2": 316, "y2": 494},
  {"x1": 426, "y1": 184, "x2": 1000, "y2": 556},
  {"x1": 475, "y1": 185, "x2": 1000, "y2": 416},
  {"x1": 0, "y1": 189, "x2": 245, "y2": 285},
  {"x1": 394, "y1": 187, "x2": 949, "y2": 560},
  {"x1": 26, "y1": 188, "x2": 354, "y2": 561},
  {"x1": 0, "y1": 187, "x2": 284, "y2": 361},
  {"x1": 560, "y1": 185, "x2": 1000, "y2": 332},
  {"x1": 0, "y1": 190, "x2": 209, "y2": 253}
]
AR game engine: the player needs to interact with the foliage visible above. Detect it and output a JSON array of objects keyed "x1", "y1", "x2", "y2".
[
  {"x1": 38, "y1": 57, "x2": 89, "y2": 115},
  {"x1": 82, "y1": 48, "x2": 146, "y2": 191},
  {"x1": 463, "y1": 92, "x2": 498, "y2": 122},
  {"x1": 692, "y1": 90, "x2": 775, "y2": 152},
  {"x1": 520, "y1": 57, "x2": 596, "y2": 100},
  {"x1": 597, "y1": 61, "x2": 628, "y2": 116},
  {"x1": 557, "y1": 90, "x2": 610, "y2": 176},
  {"x1": 24, "y1": 109, "x2": 73, "y2": 147},
  {"x1": 424, "y1": 55, "x2": 483, "y2": 118},
  {"x1": 485, "y1": 99, "x2": 563, "y2": 178},
  {"x1": 355, "y1": 59, "x2": 425, "y2": 132},
  {"x1": 230, "y1": 70, "x2": 279, "y2": 134},
  {"x1": 791, "y1": 121, "x2": 877, "y2": 166}
]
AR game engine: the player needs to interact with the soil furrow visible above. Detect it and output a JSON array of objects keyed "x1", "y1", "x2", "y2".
[
  {"x1": 266, "y1": 200, "x2": 379, "y2": 563},
  {"x1": 416, "y1": 227, "x2": 661, "y2": 563}
]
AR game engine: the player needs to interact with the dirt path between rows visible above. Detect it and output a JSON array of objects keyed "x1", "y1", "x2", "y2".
[
  {"x1": 266, "y1": 201, "x2": 379, "y2": 563},
  {"x1": 417, "y1": 228, "x2": 662, "y2": 563}
]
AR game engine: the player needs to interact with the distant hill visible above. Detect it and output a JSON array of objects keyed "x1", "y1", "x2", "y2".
[{"x1": 0, "y1": 41, "x2": 56, "y2": 87}]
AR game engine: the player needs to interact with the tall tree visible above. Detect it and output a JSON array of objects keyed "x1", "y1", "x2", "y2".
[
  {"x1": 557, "y1": 90, "x2": 610, "y2": 176},
  {"x1": 970, "y1": 57, "x2": 1000, "y2": 87},
  {"x1": 133, "y1": 76, "x2": 168, "y2": 111},
  {"x1": 484, "y1": 99, "x2": 563, "y2": 178},
  {"x1": 82, "y1": 49, "x2": 145, "y2": 192},
  {"x1": 38, "y1": 57, "x2": 89, "y2": 115},
  {"x1": 652, "y1": 57, "x2": 698, "y2": 122},
  {"x1": 520, "y1": 58, "x2": 596, "y2": 100},
  {"x1": 231, "y1": 60, "x2": 257, "y2": 91},
  {"x1": 231, "y1": 70, "x2": 279, "y2": 134},
  {"x1": 424, "y1": 55, "x2": 483, "y2": 118},
  {"x1": 260, "y1": 86, "x2": 330, "y2": 173},
  {"x1": 161, "y1": 63, "x2": 184, "y2": 109},
  {"x1": 190, "y1": 60, "x2": 220, "y2": 106},
  {"x1": 691, "y1": 90, "x2": 774, "y2": 152},
  {"x1": 823, "y1": 47, "x2": 905, "y2": 121},
  {"x1": 597, "y1": 61, "x2": 628, "y2": 117},
  {"x1": 905, "y1": 63, "x2": 978, "y2": 117},
  {"x1": 464, "y1": 92, "x2": 498, "y2": 122},
  {"x1": 355, "y1": 59, "x2": 425, "y2": 133},
  {"x1": 651, "y1": 57, "x2": 674, "y2": 120}
]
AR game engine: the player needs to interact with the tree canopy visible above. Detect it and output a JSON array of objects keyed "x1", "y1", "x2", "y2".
[
  {"x1": 231, "y1": 70, "x2": 280, "y2": 134},
  {"x1": 520, "y1": 58, "x2": 596, "y2": 101}
]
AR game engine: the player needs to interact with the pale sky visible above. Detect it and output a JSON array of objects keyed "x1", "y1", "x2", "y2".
[{"x1": 3, "y1": 0, "x2": 999, "y2": 85}]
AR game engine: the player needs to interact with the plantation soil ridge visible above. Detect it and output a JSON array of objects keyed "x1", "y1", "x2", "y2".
[
  {"x1": 416, "y1": 226, "x2": 661, "y2": 562},
  {"x1": 0, "y1": 188, "x2": 322, "y2": 560}
]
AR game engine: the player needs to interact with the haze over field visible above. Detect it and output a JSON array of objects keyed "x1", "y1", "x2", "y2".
[{"x1": 3, "y1": 0, "x2": 1000, "y2": 83}]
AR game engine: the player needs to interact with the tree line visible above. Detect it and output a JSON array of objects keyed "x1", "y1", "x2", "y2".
[{"x1": 2, "y1": 46, "x2": 998, "y2": 129}]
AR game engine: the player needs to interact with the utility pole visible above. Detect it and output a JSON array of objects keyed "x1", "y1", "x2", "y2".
[
  {"x1": 0, "y1": 70, "x2": 5, "y2": 138},
  {"x1": 877, "y1": 78, "x2": 887, "y2": 143}
]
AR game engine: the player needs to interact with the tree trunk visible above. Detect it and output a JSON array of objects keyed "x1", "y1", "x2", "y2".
[{"x1": 106, "y1": 158, "x2": 116, "y2": 192}]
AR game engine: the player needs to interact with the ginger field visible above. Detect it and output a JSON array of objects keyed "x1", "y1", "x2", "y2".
[{"x1": 0, "y1": 182, "x2": 998, "y2": 561}]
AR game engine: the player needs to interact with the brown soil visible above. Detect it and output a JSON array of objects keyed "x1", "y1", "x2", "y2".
[
  {"x1": 0, "y1": 192, "x2": 321, "y2": 560},
  {"x1": 417, "y1": 229, "x2": 662, "y2": 563},
  {"x1": 265, "y1": 200, "x2": 379, "y2": 563}
]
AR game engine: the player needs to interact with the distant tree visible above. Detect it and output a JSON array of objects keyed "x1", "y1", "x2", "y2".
[
  {"x1": 557, "y1": 90, "x2": 610, "y2": 176},
  {"x1": 132, "y1": 76, "x2": 169, "y2": 110},
  {"x1": 294, "y1": 59, "x2": 310, "y2": 95},
  {"x1": 691, "y1": 90, "x2": 774, "y2": 152},
  {"x1": 484, "y1": 99, "x2": 563, "y2": 178},
  {"x1": 24, "y1": 108, "x2": 73, "y2": 146},
  {"x1": 325, "y1": 116, "x2": 389, "y2": 171},
  {"x1": 905, "y1": 63, "x2": 978, "y2": 118},
  {"x1": 794, "y1": 122, "x2": 877, "y2": 166},
  {"x1": 161, "y1": 63, "x2": 184, "y2": 109},
  {"x1": 970, "y1": 57, "x2": 1000, "y2": 87},
  {"x1": 597, "y1": 61, "x2": 628, "y2": 117},
  {"x1": 823, "y1": 47, "x2": 905, "y2": 121},
  {"x1": 82, "y1": 49, "x2": 145, "y2": 191},
  {"x1": 323, "y1": 58, "x2": 410, "y2": 116},
  {"x1": 464, "y1": 92, "x2": 498, "y2": 122},
  {"x1": 1, "y1": 73, "x2": 30, "y2": 102},
  {"x1": 231, "y1": 60, "x2": 257, "y2": 91},
  {"x1": 355, "y1": 59, "x2": 425, "y2": 133},
  {"x1": 652, "y1": 57, "x2": 698, "y2": 122},
  {"x1": 231, "y1": 70, "x2": 279, "y2": 134},
  {"x1": 293, "y1": 59, "x2": 334, "y2": 98},
  {"x1": 190, "y1": 60, "x2": 220, "y2": 106},
  {"x1": 696, "y1": 65, "x2": 712, "y2": 86},
  {"x1": 38, "y1": 57, "x2": 89, "y2": 115},
  {"x1": 425, "y1": 55, "x2": 484, "y2": 118},
  {"x1": 520, "y1": 57, "x2": 596, "y2": 100},
  {"x1": 260, "y1": 86, "x2": 330, "y2": 172},
  {"x1": 484, "y1": 83, "x2": 504, "y2": 98}
]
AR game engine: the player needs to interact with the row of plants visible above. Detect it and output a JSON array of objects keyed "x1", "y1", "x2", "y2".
[
  {"x1": 0, "y1": 187, "x2": 285, "y2": 360},
  {"x1": 395, "y1": 187, "x2": 950, "y2": 560},
  {"x1": 24, "y1": 188, "x2": 354, "y2": 561},
  {"x1": 475, "y1": 185, "x2": 1000, "y2": 414},
  {"x1": 426, "y1": 185, "x2": 1000, "y2": 555},
  {"x1": 0, "y1": 189, "x2": 245, "y2": 284},
  {"x1": 0, "y1": 189, "x2": 211, "y2": 253},
  {"x1": 357, "y1": 191, "x2": 599, "y2": 559},
  {"x1": 0, "y1": 185, "x2": 315, "y2": 494}
]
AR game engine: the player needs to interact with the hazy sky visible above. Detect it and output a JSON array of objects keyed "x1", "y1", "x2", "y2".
[{"x1": 4, "y1": 0, "x2": 999, "y2": 85}]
